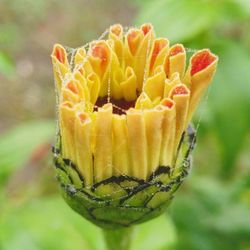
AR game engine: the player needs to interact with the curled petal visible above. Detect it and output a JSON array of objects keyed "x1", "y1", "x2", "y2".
[
  {"x1": 163, "y1": 72, "x2": 181, "y2": 97},
  {"x1": 169, "y1": 84, "x2": 190, "y2": 152},
  {"x1": 52, "y1": 44, "x2": 68, "y2": 64},
  {"x1": 191, "y1": 49, "x2": 217, "y2": 76},
  {"x1": 165, "y1": 44, "x2": 186, "y2": 79},
  {"x1": 185, "y1": 49, "x2": 218, "y2": 123},
  {"x1": 144, "y1": 66, "x2": 165, "y2": 100},
  {"x1": 90, "y1": 41, "x2": 111, "y2": 78},
  {"x1": 141, "y1": 23, "x2": 153, "y2": 36},
  {"x1": 51, "y1": 44, "x2": 70, "y2": 91},
  {"x1": 126, "y1": 28, "x2": 143, "y2": 56},
  {"x1": 149, "y1": 38, "x2": 169, "y2": 74},
  {"x1": 110, "y1": 24, "x2": 123, "y2": 38},
  {"x1": 121, "y1": 67, "x2": 137, "y2": 101}
]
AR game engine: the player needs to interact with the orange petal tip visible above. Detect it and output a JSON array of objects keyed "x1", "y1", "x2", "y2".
[
  {"x1": 141, "y1": 23, "x2": 153, "y2": 36},
  {"x1": 169, "y1": 84, "x2": 189, "y2": 99},
  {"x1": 191, "y1": 49, "x2": 217, "y2": 76},
  {"x1": 110, "y1": 24, "x2": 122, "y2": 37},
  {"x1": 52, "y1": 44, "x2": 67, "y2": 64},
  {"x1": 169, "y1": 44, "x2": 185, "y2": 57},
  {"x1": 161, "y1": 98, "x2": 175, "y2": 109}
]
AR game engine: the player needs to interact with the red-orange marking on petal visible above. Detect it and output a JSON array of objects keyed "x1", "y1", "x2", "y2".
[
  {"x1": 78, "y1": 113, "x2": 88, "y2": 123},
  {"x1": 169, "y1": 45, "x2": 184, "y2": 57},
  {"x1": 67, "y1": 81, "x2": 78, "y2": 94},
  {"x1": 92, "y1": 44, "x2": 108, "y2": 63},
  {"x1": 150, "y1": 39, "x2": 168, "y2": 71},
  {"x1": 62, "y1": 102, "x2": 73, "y2": 108},
  {"x1": 127, "y1": 30, "x2": 141, "y2": 55},
  {"x1": 161, "y1": 98, "x2": 174, "y2": 109},
  {"x1": 141, "y1": 23, "x2": 152, "y2": 36},
  {"x1": 164, "y1": 45, "x2": 184, "y2": 75},
  {"x1": 170, "y1": 85, "x2": 189, "y2": 99},
  {"x1": 191, "y1": 50, "x2": 217, "y2": 76},
  {"x1": 111, "y1": 24, "x2": 122, "y2": 36},
  {"x1": 54, "y1": 46, "x2": 66, "y2": 64}
]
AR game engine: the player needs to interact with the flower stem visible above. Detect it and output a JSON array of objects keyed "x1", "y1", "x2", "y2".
[{"x1": 103, "y1": 226, "x2": 134, "y2": 250}]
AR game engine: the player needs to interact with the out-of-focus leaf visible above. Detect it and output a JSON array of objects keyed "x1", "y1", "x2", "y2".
[
  {"x1": 0, "y1": 120, "x2": 54, "y2": 184},
  {"x1": 131, "y1": 215, "x2": 176, "y2": 250},
  {"x1": 135, "y1": 0, "x2": 219, "y2": 42},
  {"x1": 207, "y1": 41, "x2": 250, "y2": 176},
  {"x1": 170, "y1": 176, "x2": 250, "y2": 250},
  {"x1": 233, "y1": 0, "x2": 250, "y2": 15},
  {"x1": 205, "y1": 204, "x2": 250, "y2": 236},
  {"x1": 0, "y1": 51, "x2": 14, "y2": 77},
  {"x1": 0, "y1": 196, "x2": 106, "y2": 250},
  {"x1": 217, "y1": 0, "x2": 250, "y2": 20}
]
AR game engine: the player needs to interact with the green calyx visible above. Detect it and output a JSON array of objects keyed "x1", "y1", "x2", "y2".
[{"x1": 53, "y1": 126, "x2": 195, "y2": 229}]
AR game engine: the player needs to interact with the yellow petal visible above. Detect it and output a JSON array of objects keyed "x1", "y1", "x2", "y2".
[
  {"x1": 109, "y1": 24, "x2": 124, "y2": 65},
  {"x1": 134, "y1": 23, "x2": 155, "y2": 91},
  {"x1": 144, "y1": 65, "x2": 166, "y2": 100},
  {"x1": 74, "y1": 113, "x2": 93, "y2": 186},
  {"x1": 51, "y1": 44, "x2": 70, "y2": 89},
  {"x1": 112, "y1": 114, "x2": 130, "y2": 176},
  {"x1": 87, "y1": 73, "x2": 100, "y2": 104},
  {"x1": 93, "y1": 103, "x2": 113, "y2": 182},
  {"x1": 121, "y1": 67, "x2": 137, "y2": 101},
  {"x1": 144, "y1": 108, "x2": 165, "y2": 174},
  {"x1": 60, "y1": 103, "x2": 76, "y2": 162},
  {"x1": 163, "y1": 72, "x2": 181, "y2": 98},
  {"x1": 169, "y1": 84, "x2": 190, "y2": 153},
  {"x1": 127, "y1": 109, "x2": 147, "y2": 179},
  {"x1": 184, "y1": 49, "x2": 218, "y2": 124},
  {"x1": 149, "y1": 38, "x2": 169, "y2": 75},
  {"x1": 157, "y1": 100, "x2": 176, "y2": 166},
  {"x1": 164, "y1": 44, "x2": 186, "y2": 79},
  {"x1": 135, "y1": 92, "x2": 153, "y2": 110}
]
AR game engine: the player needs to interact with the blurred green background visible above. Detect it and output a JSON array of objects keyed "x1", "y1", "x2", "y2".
[{"x1": 1, "y1": 0, "x2": 250, "y2": 249}]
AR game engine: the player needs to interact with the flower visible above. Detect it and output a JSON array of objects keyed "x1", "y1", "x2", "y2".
[{"x1": 51, "y1": 23, "x2": 218, "y2": 229}]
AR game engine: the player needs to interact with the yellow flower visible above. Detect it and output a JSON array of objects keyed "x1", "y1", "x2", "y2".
[{"x1": 51, "y1": 23, "x2": 218, "y2": 228}]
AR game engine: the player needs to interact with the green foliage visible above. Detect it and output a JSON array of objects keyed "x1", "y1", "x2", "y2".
[
  {"x1": 170, "y1": 176, "x2": 250, "y2": 250},
  {"x1": 0, "y1": 51, "x2": 14, "y2": 78},
  {"x1": 208, "y1": 41, "x2": 250, "y2": 175},
  {"x1": 0, "y1": 197, "x2": 106, "y2": 250},
  {"x1": 0, "y1": 121, "x2": 54, "y2": 186},
  {"x1": 131, "y1": 215, "x2": 176, "y2": 250},
  {"x1": 136, "y1": 0, "x2": 218, "y2": 42}
]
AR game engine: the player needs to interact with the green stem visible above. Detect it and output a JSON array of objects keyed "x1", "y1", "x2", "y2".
[{"x1": 103, "y1": 226, "x2": 134, "y2": 250}]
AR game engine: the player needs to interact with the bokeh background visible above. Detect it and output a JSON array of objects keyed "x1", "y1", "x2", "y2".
[{"x1": 1, "y1": 0, "x2": 250, "y2": 249}]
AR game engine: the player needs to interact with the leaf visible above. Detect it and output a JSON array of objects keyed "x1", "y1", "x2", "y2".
[
  {"x1": 135, "y1": 0, "x2": 219, "y2": 43},
  {"x1": 0, "y1": 51, "x2": 14, "y2": 77},
  {"x1": 0, "y1": 120, "x2": 54, "y2": 184},
  {"x1": 232, "y1": 0, "x2": 250, "y2": 15},
  {"x1": 206, "y1": 40, "x2": 250, "y2": 176},
  {"x1": 170, "y1": 176, "x2": 250, "y2": 250},
  {"x1": 205, "y1": 204, "x2": 250, "y2": 236},
  {"x1": 131, "y1": 215, "x2": 177, "y2": 250},
  {"x1": 0, "y1": 196, "x2": 106, "y2": 250}
]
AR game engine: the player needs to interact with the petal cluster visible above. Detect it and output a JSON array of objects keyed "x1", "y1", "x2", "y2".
[{"x1": 51, "y1": 23, "x2": 218, "y2": 187}]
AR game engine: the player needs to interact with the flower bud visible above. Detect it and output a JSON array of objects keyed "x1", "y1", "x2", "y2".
[{"x1": 51, "y1": 24, "x2": 218, "y2": 229}]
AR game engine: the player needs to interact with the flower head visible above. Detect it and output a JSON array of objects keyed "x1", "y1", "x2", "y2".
[{"x1": 51, "y1": 24, "x2": 218, "y2": 229}]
